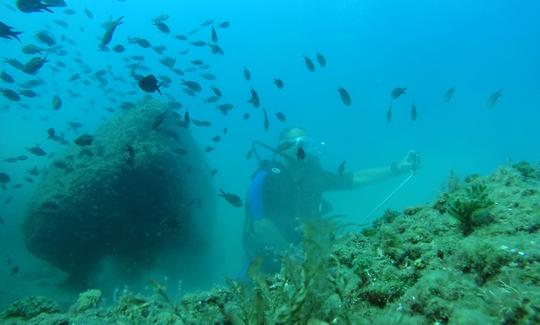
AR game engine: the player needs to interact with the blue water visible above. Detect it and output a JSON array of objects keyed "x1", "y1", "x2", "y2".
[{"x1": 1, "y1": 0, "x2": 539, "y2": 307}]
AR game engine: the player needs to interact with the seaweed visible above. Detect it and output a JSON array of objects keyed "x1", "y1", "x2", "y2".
[
  {"x1": 447, "y1": 183, "x2": 494, "y2": 235},
  {"x1": 1, "y1": 296, "x2": 60, "y2": 320},
  {"x1": 512, "y1": 161, "x2": 537, "y2": 179},
  {"x1": 232, "y1": 216, "x2": 351, "y2": 324}
]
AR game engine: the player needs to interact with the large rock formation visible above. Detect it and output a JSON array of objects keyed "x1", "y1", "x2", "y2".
[{"x1": 23, "y1": 100, "x2": 215, "y2": 283}]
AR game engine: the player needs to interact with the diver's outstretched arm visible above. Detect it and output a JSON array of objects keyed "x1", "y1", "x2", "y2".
[{"x1": 352, "y1": 150, "x2": 419, "y2": 187}]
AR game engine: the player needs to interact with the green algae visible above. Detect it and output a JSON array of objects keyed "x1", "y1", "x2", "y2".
[
  {"x1": 446, "y1": 183, "x2": 494, "y2": 235},
  {"x1": 2, "y1": 163, "x2": 540, "y2": 324}
]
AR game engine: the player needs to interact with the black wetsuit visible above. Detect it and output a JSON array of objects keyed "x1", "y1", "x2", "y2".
[{"x1": 243, "y1": 158, "x2": 354, "y2": 268}]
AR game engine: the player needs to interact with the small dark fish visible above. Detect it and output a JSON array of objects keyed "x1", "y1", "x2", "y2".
[
  {"x1": 275, "y1": 112, "x2": 286, "y2": 122},
  {"x1": 296, "y1": 147, "x2": 306, "y2": 161},
  {"x1": 200, "y1": 73, "x2": 216, "y2": 81},
  {"x1": 0, "y1": 172, "x2": 10, "y2": 190},
  {"x1": 211, "y1": 26, "x2": 218, "y2": 43},
  {"x1": 204, "y1": 146, "x2": 214, "y2": 152},
  {"x1": 386, "y1": 102, "x2": 392, "y2": 123},
  {"x1": 205, "y1": 95, "x2": 219, "y2": 103},
  {"x1": 443, "y1": 87, "x2": 455, "y2": 103},
  {"x1": 0, "y1": 71, "x2": 15, "y2": 83},
  {"x1": 136, "y1": 38, "x2": 152, "y2": 48},
  {"x1": 22, "y1": 44, "x2": 45, "y2": 54},
  {"x1": 152, "y1": 110, "x2": 168, "y2": 130},
  {"x1": 210, "y1": 168, "x2": 218, "y2": 176},
  {"x1": 218, "y1": 21, "x2": 229, "y2": 28},
  {"x1": 1, "y1": 88, "x2": 21, "y2": 101},
  {"x1": 52, "y1": 160, "x2": 68, "y2": 169},
  {"x1": 247, "y1": 88, "x2": 260, "y2": 108},
  {"x1": 124, "y1": 144, "x2": 135, "y2": 165},
  {"x1": 223, "y1": 128, "x2": 228, "y2": 134},
  {"x1": 190, "y1": 40, "x2": 207, "y2": 47},
  {"x1": 316, "y1": 52, "x2": 326, "y2": 67},
  {"x1": 201, "y1": 19, "x2": 214, "y2": 27},
  {"x1": 211, "y1": 87, "x2": 222, "y2": 97},
  {"x1": 338, "y1": 87, "x2": 351, "y2": 106},
  {"x1": 152, "y1": 45, "x2": 166, "y2": 54},
  {"x1": 243, "y1": 113, "x2": 250, "y2": 120},
  {"x1": 191, "y1": 59, "x2": 204, "y2": 65},
  {"x1": 192, "y1": 119, "x2": 212, "y2": 127},
  {"x1": 173, "y1": 148, "x2": 187, "y2": 155},
  {"x1": 35, "y1": 30, "x2": 55, "y2": 46},
  {"x1": 94, "y1": 70, "x2": 107, "y2": 77},
  {"x1": 4, "y1": 156, "x2": 28, "y2": 163},
  {"x1": 139, "y1": 74, "x2": 162, "y2": 94},
  {"x1": 167, "y1": 101, "x2": 183, "y2": 109},
  {"x1": 209, "y1": 43, "x2": 224, "y2": 55},
  {"x1": 4, "y1": 58, "x2": 24, "y2": 70},
  {"x1": 174, "y1": 34, "x2": 188, "y2": 41},
  {"x1": 74, "y1": 134, "x2": 93, "y2": 146},
  {"x1": 181, "y1": 79, "x2": 201, "y2": 92},
  {"x1": 337, "y1": 161, "x2": 346, "y2": 175},
  {"x1": 391, "y1": 87, "x2": 407, "y2": 100},
  {"x1": 153, "y1": 19, "x2": 170, "y2": 34},
  {"x1": 243, "y1": 67, "x2": 251, "y2": 80},
  {"x1": 262, "y1": 108, "x2": 269, "y2": 131},
  {"x1": 274, "y1": 78, "x2": 284, "y2": 89},
  {"x1": 218, "y1": 189, "x2": 243, "y2": 207},
  {"x1": 10, "y1": 265, "x2": 19, "y2": 276},
  {"x1": 212, "y1": 135, "x2": 221, "y2": 143},
  {"x1": 130, "y1": 55, "x2": 145, "y2": 61},
  {"x1": 0, "y1": 21, "x2": 22, "y2": 41},
  {"x1": 17, "y1": 0, "x2": 53, "y2": 13},
  {"x1": 486, "y1": 89, "x2": 503, "y2": 108},
  {"x1": 47, "y1": 127, "x2": 55, "y2": 138},
  {"x1": 183, "y1": 88, "x2": 196, "y2": 96},
  {"x1": 153, "y1": 14, "x2": 169, "y2": 23},
  {"x1": 27, "y1": 145, "x2": 46, "y2": 156},
  {"x1": 28, "y1": 166, "x2": 39, "y2": 176},
  {"x1": 68, "y1": 121, "x2": 83, "y2": 131},
  {"x1": 22, "y1": 55, "x2": 48, "y2": 75},
  {"x1": 217, "y1": 103, "x2": 234, "y2": 115},
  {"x1": 183, "y1": 111, "x2": 190, "y2": 128},
  {"x1": 120, "y1": 102, "x2": 136, "y2": 110},
  {"x1": 84, "y1": 8, "x2": 93, "y2": 19},
  {"x1": 303, "y1": 56, "x2": 315, "y2": 72},
  {"x1": 68, "y1": 73, "x2": 80, "y2": 82},
  {"x1": 41, "y1": 201, "x2": 59, "y2": 209},
  {"x1": 54, "y1": 21, "x2": 70, "y2": 30},
  {"x1": 112, "y1": 44, "x2": 125, "y2": 53},
  {"x1": 19, "y1": 89, "x2": 38, "y2": 97},
  {"x1": 101, "y1": 16, "x2": 123, "y2": 48},
  {"x1": 52, "y1": 94, "x2": 62, "y2": 110},
  {"x1": 411, "y1": 103, "x2": 417, "y2": 121}
]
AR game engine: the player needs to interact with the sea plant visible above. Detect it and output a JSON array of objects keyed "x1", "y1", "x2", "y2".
[
  {"x1": 512, "y1": 161, "x2": 537, "y2": 179},
  {"x1": 447, "y1": 183, "x2": 494, "y2": 235}
]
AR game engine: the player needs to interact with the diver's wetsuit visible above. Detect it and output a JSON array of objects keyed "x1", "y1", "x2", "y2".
[{"x1": 243, "y1": 158, "x2": 354, "y2": 272}]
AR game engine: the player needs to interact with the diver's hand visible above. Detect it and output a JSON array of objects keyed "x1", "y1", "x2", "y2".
[{"x1": 396, "y1": 150, "x2": 420, "y2": 173}]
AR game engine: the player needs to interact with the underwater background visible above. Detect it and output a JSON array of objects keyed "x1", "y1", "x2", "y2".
[{"x1": 1, "y1": 0, "x2": 540, "y2": 321}]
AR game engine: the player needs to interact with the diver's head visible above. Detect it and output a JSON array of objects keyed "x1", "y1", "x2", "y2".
[
  {"x1": 277, "y1": 127, "x2": 325, "y2": 165},
  {"x1": 278, "y1": 127, "x2": 308, "y2": 147}
]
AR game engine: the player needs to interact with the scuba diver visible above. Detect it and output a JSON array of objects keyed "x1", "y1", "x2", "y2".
[{"x1": 242, "y1": 127, "x2": 420, "y2": 273}]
